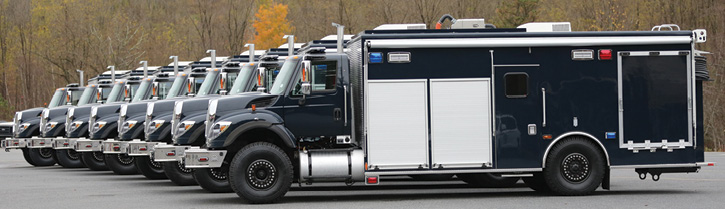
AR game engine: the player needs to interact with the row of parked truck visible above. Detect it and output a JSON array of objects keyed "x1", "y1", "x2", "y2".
[{"x1": 0, "y1": 15, "x2": 716, "y2": 203}]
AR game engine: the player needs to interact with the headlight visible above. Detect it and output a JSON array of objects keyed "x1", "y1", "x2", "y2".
[
  {"x1": 174, "y1": 121, "x2": 196, "y2": 137},
  {"x1": 44, "y1": 122, "x2": 59, "y2": 133},
  {"x1": 146, "y1": 102, "x2": 155, "y2": 116},
  {"x1": 91, "y1": 121, "x2": 107, "y2": 133},
  {"x1": 206, "y1": 121, "x2": 231, "y2": 144},
  {"x1": 18, "y1": 123, "x2": 31, "y2": 133},
  {"x1": 68, "y1": 121, "x2": 83, "y2": 133},
  {"x1": 147, "y1": 119, "x2": 165, "y2": 134},
  {"x1": 119, "y1": 120, "x2": 138, "y2": 134}
]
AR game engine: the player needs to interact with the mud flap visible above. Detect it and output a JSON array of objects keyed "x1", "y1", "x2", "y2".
[{"x1": 602, "y1": 168, "x2": 610, "y2": 190}]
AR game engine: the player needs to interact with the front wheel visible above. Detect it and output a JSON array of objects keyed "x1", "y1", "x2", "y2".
[
  {"x1": 21, "y1": 148, "x2": 37, "y2": 166},
  {"x1": 135, "y1": 156, "x2": 167, "y2": 179},
  {"x1": 55, "y1": 149, "x2": 85, "y2": 168},
  {"x1": 81, "y1": 151, "x2": 108, "y2": 171},
  {"x1": 543, "y1": 137, "x2": 605, "y2": 196},
  {"x1": 194, "y1": 165, "x2": 233, "y2": 193},
  {"x1": 229, "y1": 142, "x2": 293, "y2": 204},
  {"x1": 162, "y1": 161, "x2": 197, "y2": 186},
  {"x1": 27, "y1": 148, "x2": 56, "y2": 166},
  {"x1": 104, "y1": 154, "x2": 138, "y2": 175}
]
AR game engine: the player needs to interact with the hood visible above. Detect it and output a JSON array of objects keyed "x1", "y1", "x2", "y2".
[{"x1": 214, "y1": 92, "x2": 279, "y2": 117}]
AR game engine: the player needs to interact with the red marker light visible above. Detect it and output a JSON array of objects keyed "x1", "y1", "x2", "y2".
[
  {"x1": 14, "y1": 142, "x2": 19, "y2": 145},
  {"x1": 599, "y1": 49, "x2": 612, "y2": 60},
  {"x1": 367, "y1": 177, "x2": 378, "y2": 184},
  {"x1": 199, "y1": 157, "x2": 209, "y2": 162},
  {"x1": 167, "y1": 152, "x2": 175, "y2": 156},
  {"x1": 139, "y1": 147, "x2": 147, "y2": 151},
  {"x1": 63, "y1": 142, "x2": 69, "y2": 146},
  {"x1": 39, "y1": 142, "x2": 45, "y2": 145},
  {"x1": 708, "y1": 163, "x2": 715, "y2": 166},
  {"x1": 86, "y1": 145, "x2": 92, "y2": 148}
]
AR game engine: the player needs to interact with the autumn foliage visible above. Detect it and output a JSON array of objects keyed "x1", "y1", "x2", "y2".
[{"x1": 252, "y1": 2, "x2": 294, "y2": 50}]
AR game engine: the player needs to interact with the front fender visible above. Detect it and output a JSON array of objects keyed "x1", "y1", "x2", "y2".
[
  {"x1": 147, "y1": 113, "x2": 172, "y2": 142},
  {"x1": 209, "y1": 110, "x2": 295, "y2": 149},
  {"x1": 16, "y1": 118, "x2": 40, "y2": 138},
  {"x1": 41, "y1": 117, "x2": 66, "y2": 138},
  {"x1": 174, "y1": 112, "x2": 207, "y2": 145},
  {"x1": 90, "y1": 114, "x2": 119, "y2": 139},
  {"x1": 119, "y1": 114, "x2": 146, "y2": 140}
]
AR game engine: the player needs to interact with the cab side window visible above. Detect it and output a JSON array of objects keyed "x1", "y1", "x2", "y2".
[{"x1": 292, "y1": 60, "x2": 338, "y2": 95}]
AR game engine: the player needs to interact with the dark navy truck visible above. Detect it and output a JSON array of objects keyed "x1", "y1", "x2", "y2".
[
  {"x1": 185, "y1": 19, "x2": 713, "y2": 204},
  {"x1": 3, "y1": 84, "x2": 86, "y2": 166}
]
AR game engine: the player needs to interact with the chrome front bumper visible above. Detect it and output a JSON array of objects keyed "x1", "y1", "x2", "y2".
[
  {"x1": 51, "y1": 138, "x2": 73, "y2": 150},
  {"x1": 26, "y1": 137, "x2": 53, "y2": 149},
  {"x1": 102, "y1": 140, "x2": 129, "y2": 154},
  {"x1": 2, "y1": 138, "x2": 26, "y2": 150},
  {"x1": 74, "y1": 138, "x2": 103, "y2": 152},
  {"x1": 151, "y1": 143, "x2": 191, "y2": 162},
  {"x1": 183, "y1": 148, "x2": 227, "y2": 169},
  {"x1": 127, "y1": 140, "x2": 156, "y2": 156}
]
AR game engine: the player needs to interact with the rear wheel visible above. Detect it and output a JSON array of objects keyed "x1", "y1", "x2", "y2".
[
  {"x1": 21, "y1": 148, "x2": 37, "y2": 166},
  {"x1": 104, "y1": 154, "x2": 138, "y2": 175},
  {"x1": 194, "y1": 165, "x2": 233, "y2": 193},
  {"x1": 81, "y1": 151, "x2": 108, "y2": 171},
  {"x1": 135, "y1": 156, "x2": 167, "y2": 179},
  {"x1": 229, "y1": 142, "x2": 293, "y2": 204},
  {"x1": 163, "y1": 161, "x2": 197, "y2": 186},
  {"x1": 543, "y1": 137, "x2": 605, "y2": 196},
  {"x1": 27, "y1": 148, "x2": 56, "y2": 166},
  {"x1": 458, "y1": 173, "x2": 520, "y2": 188},
  {"x1": 55, "y1": 149, "x2": 85, "y2": 168}
]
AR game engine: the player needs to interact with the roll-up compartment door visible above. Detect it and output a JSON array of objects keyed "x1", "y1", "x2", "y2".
[
  {"x1": 430, "y1": 78, "x2": 492, "y2": 168},
  {"x1": 367, "y1": 79, "x2": 429, "y2": 170}
]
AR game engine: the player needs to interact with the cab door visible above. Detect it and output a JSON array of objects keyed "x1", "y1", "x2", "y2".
[{"x1": 283, "y1": 57, "x2": 346, "y2": 139}]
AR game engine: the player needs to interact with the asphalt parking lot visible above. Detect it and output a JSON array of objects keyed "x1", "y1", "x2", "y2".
[{"x1": 0, "y1": 151, "x2": 723, "y2": 209}]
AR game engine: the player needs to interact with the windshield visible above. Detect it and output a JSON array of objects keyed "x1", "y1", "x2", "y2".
[
  {"x1": 166, "y1": 76, "x2": 187, "y2": 99},
  {"x1": 77, "y1": 87, "x2": 96, "y2": 105},
  {"x1": 269, "y1": 59, "x2": 299, "y2": 95},
  {"x1": 48, "y1": 89, "x2": 65, "y2": 108},
  {"x1": 156, "y1": 79, "x2": 174, "y2": 99},
  {"x1": 230, "y1": 65, "x2": 256, "y2": 94},
  {"x1": 131, "y1": 80, "x2": 152, "y2": 102},
  {"x1": 106, "y1": 83, "x2": 124, "y2": 103},
  {"x1": 197, "y1": 70, "x2": 220, "y2": 96}
]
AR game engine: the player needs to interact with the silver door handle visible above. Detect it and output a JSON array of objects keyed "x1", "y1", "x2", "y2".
[{"x1": 542, "y1": 88, "x2": 546, "y2": 127}]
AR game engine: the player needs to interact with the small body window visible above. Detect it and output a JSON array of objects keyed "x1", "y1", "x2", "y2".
[{"x1": 505, "y1": 73, "x2": 528, "y2": 98}]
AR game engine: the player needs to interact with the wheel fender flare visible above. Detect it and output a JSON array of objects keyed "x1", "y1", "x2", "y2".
[
  {"x1": 221, "y1": 112, "x2": 295, "y2": 149},
  {"x1": 542, "y1": 131, "x2": 611, "y2": 168}
]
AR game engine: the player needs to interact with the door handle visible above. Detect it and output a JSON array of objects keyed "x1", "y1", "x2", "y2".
[
  {"x1": 333, "y1": 108, "x2": 342, "y2": 121},
  {"x1": 542, "y1": 88, "x2": 546, "y2": 127}
]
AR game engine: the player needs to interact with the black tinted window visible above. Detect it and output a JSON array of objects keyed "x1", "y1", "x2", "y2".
[{"x1": 505, "y1": 73, "x2": 528, "y2": 98}]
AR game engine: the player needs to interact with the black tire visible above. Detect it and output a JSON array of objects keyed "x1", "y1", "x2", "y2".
[
  {"x1": 163, "y1": 161, "x2": 197, "y2": 186},
  {"x1": 55, "y1": 149, "x2": 85, "y2": 168},
  {"x1": 81, "y1": 151, "x2": 109, "y2": 171},
  {"x1": 27, "y1": 148, "x2": 56, "y2": 166},
  {"x1": 229, "y1": 142, "x2": 293, "y2": 204},
  {"x1": 104, "y1": 154, "x2": 139, "y2": 175},
  {"x1": 21, "y1": 148, "x2": 38, "y2": 166},
  {"x1": 523, "y1": 173, "x2": 551, "y2": 193},
  {"x1": 410, "y1": 174, "x2": 454, "y2": 181},
  {"x1": 543, "y1": 137, "x2": 605, "y2": 196},
  {"x1": 135, "y1": 156, "x2": 167, "y2": 179},
  {"x1": 459, "y1": 173, "x2": 520, "y2": 188},
  {"x1": 193, "y1": 166, "x2": 233, "y2": 193}
]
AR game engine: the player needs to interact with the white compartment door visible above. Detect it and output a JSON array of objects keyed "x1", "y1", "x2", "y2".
[
  {"x1": 367, "y1": 79, "x2": 429, "y2": 170},
  {"x1": 430, "y1": 78, "x2": 492, "y2": 168}
]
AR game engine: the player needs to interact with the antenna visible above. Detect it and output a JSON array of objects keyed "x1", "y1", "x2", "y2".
[
  {"x1": 283, "y1": 35, "x2": 294, "y2": 57},
  {"x1": 169, "y1": 56, "x2": 179, "y2": 75}
]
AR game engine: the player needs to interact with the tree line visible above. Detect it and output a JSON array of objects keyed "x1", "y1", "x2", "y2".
[{"x1": 0, "y1": 0, "x2": 723, "y2": 150}]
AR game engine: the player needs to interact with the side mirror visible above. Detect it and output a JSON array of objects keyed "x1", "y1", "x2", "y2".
[
  {"x1": 66, "y1": 91, "x2": 72, "y2": 105},
  {"x1": 219, "y1": 73, "x2": 228, "y2": 95},
  {"x1": 152, "y1": 82, "x2": 159, "y2": 100},
  {"x1": 124, "y1": 84, "x2": 132, "y2": 101},
  {"x1": 186, "y1": 77, "x2": 195, "y2": 97},
  {"x1": 300, "y1": 82, "x2": 311, "y2": 95},
  {"x1": 256, "y1": 67, "x2": 267, "y2": 92}
]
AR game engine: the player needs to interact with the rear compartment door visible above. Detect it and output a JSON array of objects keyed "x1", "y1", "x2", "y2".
[{"x1": 618, "y1": 51, "x2": 693, "y2": 151}]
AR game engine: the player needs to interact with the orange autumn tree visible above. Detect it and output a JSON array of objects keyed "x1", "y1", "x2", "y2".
[{"x1": 252, "y1": 2, "x2": 294, "y2": 50}]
